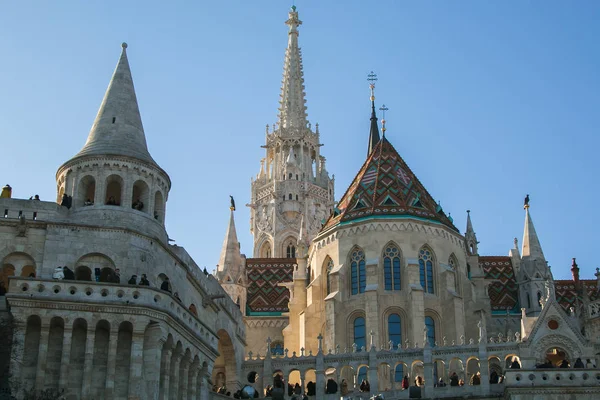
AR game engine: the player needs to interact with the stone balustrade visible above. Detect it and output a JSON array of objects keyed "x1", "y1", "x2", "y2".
[
  {"x1": 7, "y1": 276, "x2": 218, "y2": 350},
  {"x1": 504, "y1": 369, "x2": 600, "y2": 387}
]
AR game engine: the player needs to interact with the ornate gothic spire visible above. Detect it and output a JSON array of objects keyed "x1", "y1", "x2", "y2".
[
  {"x1": 73, "y1": 43, "x2": 157, "y2": 167},
  {"x1": 465, "y1": 210, "x2": 479, "y2": 255},
  {"x1": 367, "y1": 71, "x2": 380, "y2": 156},
  {"x1": 278, "y1": 5, "x2": 308, "y2": 130},
  {"x1": 521, "y1": 198, "x2": 545, "y2": 261}
]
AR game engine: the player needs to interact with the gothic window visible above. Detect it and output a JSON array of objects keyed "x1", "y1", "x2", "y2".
[
  {"x1": 353, "y1": 317, "x2": 366, "y2": 351},
  {"x1": 289, "y1": 173, "x2": 292, "y2": 179},
  {"x1": 425, "y1": 316, "x2": 436, "y2": 346},
  {"x1": 286, "y1": 243, "x2": 296, "y2": 258},
  {"x1": 270, "y1": 342, "x2": 284, "y2": 356},
  {"x1": 383, "y1": 244, "x2": 401, "y2": 291},
  {"x1": 350, "y1": 247, "x2": 366, "y2": 295},
  {"x1": 324, "y1": 257, "x2": 334, "y2": 295},
  {"x1": 289, "y1": 193, "x2": 292, "y2": 200},
  {"x1": 449, "y1": 255, "x2": 459, "y2": 292},
  {"x1": 418, "y1": 247, "x2": 435, "y2": 294},
  {"x1": 388, "y1": 314, "x2": 402, "y2": 347},
  {"x1": 394, "y1": 364, "x2": 404, "y2": 382}
]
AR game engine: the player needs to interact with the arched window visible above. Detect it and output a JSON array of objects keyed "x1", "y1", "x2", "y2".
[
  {"x1": 286, "y1": 243, "x2": 296, "y2": 258},
  {"x1": 357, "y1": 366, "x2": 368, "y2": 384},
  {"x1": 418, "y1": 247, "x2": 434, "y2": 294},
  {"x1": 270, "y1": 342, "x2": 284, "y2": 356},
  {"x1": 353, "y1": 317, "x2": 366, "y2": 351},
  {"x1": 394, "y1": 364, "x2": 404, "y2": 382},
  {"x1": 289, "y1": 173, "x2": 292, "y2": 179},
  {"x1": 425, "y1": 316, "x2": 436, "y2": 347},
  {"x1": 350, "y1": 248, "x2": 366, "y2": 295},
  {"x1": 449, "y1": 255, "x2": 459, "y2": 292},
  {"x1": 527, "y1": 293, "x2": 531, "y2": 309},
  {"x1": 289, "y1": 193, "x2": 293, "y2": 200},
  {"x1": 383, "y1": 244, "x2": 401, "y2": 291},
  {"x1": 388, "y1": 314, "x2": 402, "y2": 347},
  {"x1": 325, "y1": 258, "x2": 334, "y2": 295},
  {"x1": 537, "y1": 291, "x2": 542, "y2": 307}
]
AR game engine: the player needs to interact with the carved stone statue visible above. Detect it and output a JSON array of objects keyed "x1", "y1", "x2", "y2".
[{"x1": 524, "y1": 194, "x2": 530, "y2": 207}]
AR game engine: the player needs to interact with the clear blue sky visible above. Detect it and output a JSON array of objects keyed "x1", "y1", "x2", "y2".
[{"x1": 1, "y1": 1, "x2": 599, "y2": 281}]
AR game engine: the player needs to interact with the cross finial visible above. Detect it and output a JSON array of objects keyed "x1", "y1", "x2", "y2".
[
  {"x1": 367, "y1": 71, "x2": 378, "y2": 101},
  {"x1": 379, "y1": 104, "x2": 389, "y2": 135}
]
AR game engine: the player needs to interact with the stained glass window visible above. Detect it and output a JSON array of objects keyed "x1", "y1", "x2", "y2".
[
  {"x1": 350, "y1": 248, "x2": 366, "y2": 295},
  {"x1": 425, "y1": 316, "x2": 435, "y2": 347},
  {"x1": 325, "y1": 258, "x2": 334, "y2": 295},
  {"x1": 354, "y1": 317, "x2": 366, "y2": 351},
  {"x1": 388, "y1": 314, "x2": 402, "y2": 347},
  {"x1": 383, "y1": 244, "x2": 401, "y2": 291},
  {"x1": 419, "y1": 247, "x2": 434, "y2": 294}
]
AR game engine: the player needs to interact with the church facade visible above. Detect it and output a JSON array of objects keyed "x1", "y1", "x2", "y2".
[{"x1": 2, "y1": 5, "x2": 600, "y2": 400}]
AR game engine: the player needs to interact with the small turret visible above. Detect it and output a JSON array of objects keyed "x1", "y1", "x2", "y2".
[
  {"x1": 465, "y1": 210, "x2": 479, "y2": 255},
  {"x1": 571, "y1": 258, "x2": 580, "y2": 285}
]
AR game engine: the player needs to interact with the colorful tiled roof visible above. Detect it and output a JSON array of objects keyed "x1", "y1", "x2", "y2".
[
  {"x1": 480, "y1": 256, "x2": 520, "y2": 312},
  {"x1": 246, "y1": 258, "x2": 296, "y2": 314},
  {"x1": 324, "y1": 137, "x2": 457, "y2": 231},
  {"x1": 554, "y1": 279, "x2": 599, "y2": 312}
]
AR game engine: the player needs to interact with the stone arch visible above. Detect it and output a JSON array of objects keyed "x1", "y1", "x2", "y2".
[
  {"x1": 45, "y1": 317, "x2": 65, "y2": 389},
  {"x1": 504, "y1": 354, "x2": 521, "y2": 369},
  {"x1": 448, "y1": 358, "x2": 464, "y2": 382},
  {"x1": 115, "y1": 321, "x2": 133, "y2": 397},
  {"x1": 213, "y1": 329, "x2": 238, "y2": 391},
  {"x1": 105, "y1": 174, "x2": 124, "y2": 205},
  {"x1": 22, "y1": 315, "x2": 42, "y2": 391},
  {"x1": 2, "y1": 252, "x2": 36, "y2": 286},
  {"x1": 76, "y1": 253, "x2": 116, "y2": 282},
  {"x1": 466, "y1": 357, "x2": 480, "y2": 384},
  {"x1": 158, "y1": 273, "x2": 171, "y2": 292},
  {"x1": 424, "y1": 309, "x2": 442, "y2": 346},
  {"x1": 77, "y1": 174, "x2": 96, "y2": 207},
  {"x1": 532, "y1": 334, "x2": 581, "y2": 364},
  {"x1": 377, "y1": 362, "x2": 392, "y2": 391},
  {"x1": 346, "y1": 310, "x2": 366, "y2": 350},
  {"x1": 131, "y1": 179, "x2": 150, "y2": 213},
  {"x1": 488, "y1": 356, "x2": 502, "y2": 381},
  {"x1": 91, "y1": 320, "x2": 111, "y2": 398},
  {"x1": 411, "y1": 360, "x2": 424, "y2": 384},
  {"x1": 339, "y1": 365, "x2": 355, "y2": 390},
  {"x1": 154, "y1": 190, "x2": 165, "y2": 222}
]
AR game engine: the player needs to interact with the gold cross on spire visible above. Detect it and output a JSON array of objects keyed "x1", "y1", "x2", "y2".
[
  {"x1": 367, "y1": 71, "x2": 378, "y2": 101},
  {"x1": 379, "y1": 104, "x2": 389, "y2": 134}
]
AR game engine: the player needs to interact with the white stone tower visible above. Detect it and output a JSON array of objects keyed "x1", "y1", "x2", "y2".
[
  {"x1": 216, "y1": 205, "x2": 247, "y2": 314},
  {"x1": 249, "y1": 6, "x2": 335, "y2": 258},
  {"x1": 517, "y1": 196, "x2": 552, "y2": 316},
  {"x1": 55, "y1": 43, "x2": 171, "y2": 240}
]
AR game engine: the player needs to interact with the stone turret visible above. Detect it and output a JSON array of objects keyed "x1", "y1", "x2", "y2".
[
  {"x1": 465, "y1": 210, "x2": 479, "y2": 255},
  {"x1": 55, "y1": 43, "x2": 171, "y2": 239},
  {"x1": 216, "y1": 208, "x2": 247, "y2": 314}
]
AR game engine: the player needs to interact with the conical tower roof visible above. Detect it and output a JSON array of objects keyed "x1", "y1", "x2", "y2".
[
  {"x1": 521, "y1": 205, "x2": 545, "y2": 261},
  {"x1": 216, "y1": 209, "x2": 243, "y2": 281},
  {"x1": 71, "y1": 43, "x2": 158, "y2": 166},
  {"x1": 324, "y1": 137, "x2": 457, "y2": 231}
]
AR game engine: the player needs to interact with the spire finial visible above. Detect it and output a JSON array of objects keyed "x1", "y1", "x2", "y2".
[
  {"x1": 379, "y1": 104, "x2": 389, "y2": 136},
  {"x1": 367, "y1": 71, "x2": 378, "y2": 101},
  {"x1": 121, "y1": 42, "x2": 128, "y2": 49},
  {"x1": 524, "y1": 194, "x2": 530, "y2": 209},
  {"x1": 367, "y1": 72, "x2": 380, "y2": 156},
  {"x1": 229, "y1": 195, "x2": 236, "y2": 211}
]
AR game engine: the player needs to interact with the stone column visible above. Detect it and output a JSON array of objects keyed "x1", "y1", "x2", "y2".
[
  {"x1": 187, "y1": 362, "x2": 199, "y2": 400},
  {"x1": 94, "y1": 171, "x2": 106, "y2": 205},
  {"x1": 169, "y1": 351, "x2": 182, "y2": 400},
  {"x1": 143, "y1": 325, "x2": 164, "y2": 400},
  {"x1": 198, "y1": 367, "x2": 210, "y2": 400},
  {"x1": 422, "y1": 344, "x2": 433, "y2": 399},
  {"x1": 34, "y1": 321, "x2": 51, "y2": 389},
  {"x1": 58, "y1": 327, "x2": 73, "y2": 391},
  {"x1": 159, "y1": 346, "x2": 172, "y2": 400},
  {"x1": 365, "y1": 258, "x2": 380, "y2": 349},
  {"x1": 478, "y1": 334, "x2": 490, "y2": 395},
  {"x1": 128, "y1": 328, "x2": 145, "y2": 399},
  {"x1": 9, "y1": 316, "x2": 25, "y2": 397},
  {"x1": 179, "y1": 356, "x2": 190, "y2": 400},
  {"x1": 367, "y1": 346, "x2": 379, "y2": 394},
  {"x1": 407, "y1": 258, "x2": 425, "y2": 346},
  {"x1": 104, "y1": 329, "x2": 119, "y2": 398},
  {"x1": 81, "y1": 326, "x2": 96, "y2": 397}
]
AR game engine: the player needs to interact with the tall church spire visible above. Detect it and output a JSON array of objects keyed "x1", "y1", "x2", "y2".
[
  {"x1": 217, "y1": 208, "x2": 243, "y2": 279},
  {"x1": 521, "y1": 198, "x2": 545, "y2": 261},
  {"x1": 367, "y1": 71, "x2": 380, "y2": 156},
  {"x1": 278, "y1": 5, "x2": 308, "y2": 130},
  {"x1": 465, "y1": 210, "x2": 478, "y2": 255},
  {"x1": 73, "y1": 43, "x2": 157, "y2": 166}
]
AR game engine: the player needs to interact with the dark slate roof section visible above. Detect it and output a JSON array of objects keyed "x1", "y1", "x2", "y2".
[
  {"x1": 480, "y1": 256, "x2": 520, "y2": 312},
  {"x1": 367, "y1": 100, "x2": 380, "y2": 156},
  {"x1": 246, "y1": 258, "x2": 296, "y2": 313}
]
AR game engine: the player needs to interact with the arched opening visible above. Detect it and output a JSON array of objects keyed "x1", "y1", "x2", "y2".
[
  {"x1": 449, "y1": 358, "x2": 465, "y2": 386},
  {"x1": 378, "y1": 363, "x2": 392, "y2": 391},
  {"x1": 339, "y1": 365, "x2": 355, "y2": 391},
  {"x1": 75, "y1": 266, "x2": 92, "y2": 281},
  {"x1": 353, "y1": 316, "x2": 366, "y2": 351},
  {"x1": 505, "y1": 354, "x2": 521, "y2": 369},
  {"x1": 45, "y1": 317, "x2": 64, "y2": 390},
  {"x1": 158, "y1": 273, "x2": 171, "y2": 292},
  {"x1": 22, "y1": 315, "x2": 42, "y2": 390},
  {"x1": 213, "y1": 329, "x2": 237, "y2": 392},
  {"x1": 411, "y1": 361, "x2": 424, "y2": 387},
  {"x1": 131, "y1": 180, "x2": 149, "y2": 213},
  {"x1": 154, "y1": 191, "x2": 165, "y2": 222},
  {"x1": 91, "y1": 320, "x2": 110, "y2": 399},
  {"x1": 305, "y1": 369, "x2": 316, "y2": 396},
  {"x1": 488, "y1": 356, "x2": 502, "y2": 384},
  {"x1": 115, "y1": 321, "x2": 133, "y2": 397},
  {"x1": 324, "y1": 368, "x2": 337, "y2": 394},
  {"x1": 259, "y1": 241, "x2": 272, "y2": 258},
  {"x1": 357, "y1": 366, "x2": 368, "y2": 391},
  {"x1": 189, "y1": 304, "x2": 198, "y2": 316},
  {"x1": 466, "y1": 358, "x2": 481, "y2": 385},
  {"x1": 77, "y1": 175, "x2": 96, "y2": 207},
  {"x1": 76, "y1": 253, "x2": 116, "y2": 282},
  {"x1": 394, "y1": 362, "x2": 408, "y2": 389},
  {"x1": 433, "y1": 360, "x2": 446, "y2": 387},
  {"x1": 545, "y1": 348, "x2": 569, "y2": 368},
  {"x1": 105, "y1": 174, "x2": 123, "y2": 206},
  {"x1": 425, "y1": 315, "x2": 436, "y2": 347},
  {"x1": 286, "y1": 240, "x2": 296, "y2": 258},
  {"x1": 288, "y1": 370, "x2": 301, "y2": 389},
  {"x1": 388, "y1": 313, "x2": 402, "y2": 348},
  {"x1": 2, "y1": 252, "x2": 36, "y2": 287}
]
